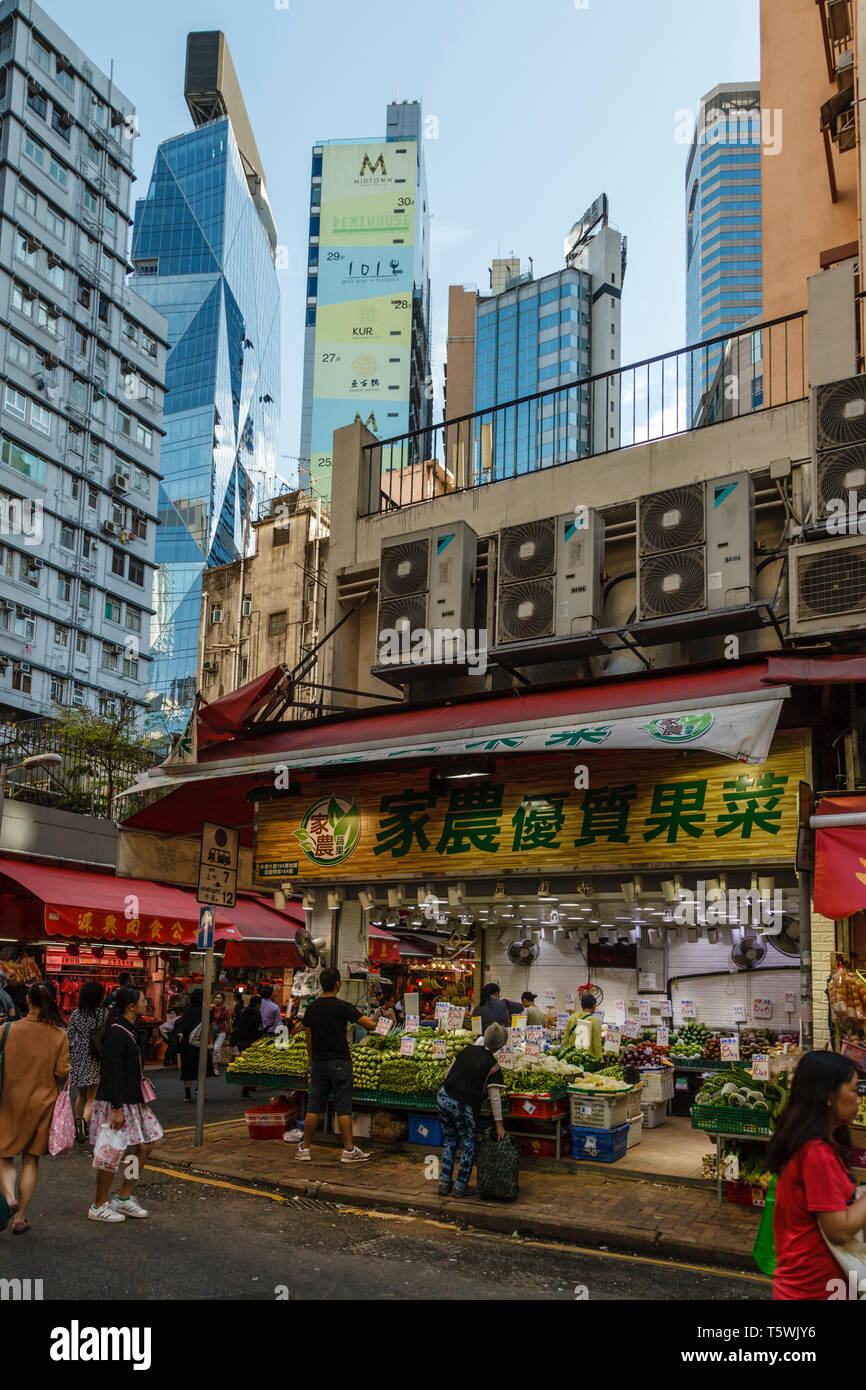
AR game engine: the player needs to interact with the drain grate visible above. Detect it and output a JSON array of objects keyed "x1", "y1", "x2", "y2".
[{"x1": 289, "y1": 1194, "x2": 337, "y2": 1212}]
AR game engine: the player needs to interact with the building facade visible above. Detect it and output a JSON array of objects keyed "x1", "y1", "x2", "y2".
[
  {"x1": 0, "y1": 0, "x2": 166, "y2": 723},
  {"x1": 130, "y1": 32, "x2": 280, "y2": 728},
  {"x1": 685, "y1": 83, "x2": 763, "y2": 421},
  {"x1": 299, "y1": 101, "x2": 431, "y2": 501},
  {"x1": 199, "y1": 491, "x2": 328, "y2": 712}
]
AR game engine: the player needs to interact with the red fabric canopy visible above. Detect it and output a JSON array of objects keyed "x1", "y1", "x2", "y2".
[
  {"x1": 368, "y1": 923, "x2": 400, "y2": 965},
  {"x1": 198, "y1": 667, "x2": 286, "y2": 747},
  {"x1": 763, "y1": 656, "x2": 866, "y2": 686},
  {"x1": 813, "y1": 797, "x2": 866, "y2": 919}
]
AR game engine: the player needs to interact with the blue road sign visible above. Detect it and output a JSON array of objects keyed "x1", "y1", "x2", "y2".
[{"x1": 197, "y1": 906, "x2": 215, "y2": 951}]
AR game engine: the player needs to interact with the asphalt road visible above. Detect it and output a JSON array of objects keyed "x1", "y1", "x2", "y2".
[{"x1": 0, "y1": 1066, "x2": 769, "y2": 1303}]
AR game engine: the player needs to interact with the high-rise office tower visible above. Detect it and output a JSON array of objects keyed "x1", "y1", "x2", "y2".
[
  {"x1": 685, "y1": 83, "x2": 763, "y2": 421},
  {"x1": 131, "y1": 32, "x2": 280, "y2": 725},
  {"x1": 0, "y1": 0, "x2": 165, "y2": 721},
  {"x1": 299, "y1": 101, "x2": 431, "y2": 500},
  {"x1": 466, "y1": 197, "x2": 625, "y2": 474}
]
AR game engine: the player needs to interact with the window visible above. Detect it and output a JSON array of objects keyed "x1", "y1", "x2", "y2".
[
  {"x1": 133, "y1": 466, "x2": 149, "y2": 494},
  {"x1": 19, "y1": 554, "x2": 38, "y2": 587},
  {"x1": 75, "y1": 632, "x2": 88, "y2": 655},
  {"x1": 12, "y1": 664, "x2": 32, "y2": 694},
  {"x1": 91, "y1": 389, "x2": 104, "y2": 421},
  {"x1": 79, "y1": 583, "x2": 91, "y2": 611},
  {"x1": 101, "y1": 643, "x2": 119, "y2": 671},
  {"x1": 99, "y1": 694, "x2": 116, "y2": 715},
  {"x1": 94, "y1": 344, "x2": 107, "y2": 376},
  {"x1": 15, "y1": 607, "x2": 35, "y2": 639},
  {"x1": 72, "y1": 326, "x2": 87, "y2": 357},
  {"x1": 122, "y1": 320, "x2": 138, "y2": 346},
  {"x1": 46, "y1": 260, "x2": 65, "y2": 291},
  {"x1": 70, "y1": 378, "x2": 87, "y2": 409},
  {"x1": 80, "y1": 233, "x2": 96, "y2": 263},
  {"x1": 240, "y1": 657, "x2": 249, "y2": 683},
  {"x1": 106, "y1": 160, "x2": 119, "y2": 189},
  {"x1": 122, "y1": 655, "x2": 138, "y2": 680},
  {"x1": 86, "y1": 137, "x2": 100, "y2": 165},
  {"x1": 93, "y1": 100, "x2": 107, "y2": 128},
  {"x1": 103, "y1": 204, "x2": 116, "y2": 234},
  {"x1": 111, "y1": 548, "x2": 125, "y2": 578},
  {"x1": 51, "y1": 106, "x2": 71, "y2": 142},
  {"x1": 67, "y1": 427, "x2": 83, "y2": 455},
  {"x1": 12, "y1": 283, "x2": 34, "y2": 318},
  {"x1": 88, "y1": 438, "x2": 100, "y2": 467},
  {"x1": 59, "y1": 523, "x2": 74, "y2": 549},
  {"x1": 32, "y1": 36, "x2": 51, "y2": 72},
  {"x1": 47, "y1": 152, "x2": 67, "y2": 190},
  {"x1": 268, "y1": 611, "x2": 288, "y2": 637},
  {"x1": 131, "y1": 511, "x2": 147, "y2": 541},
  {"x1": 101, "y1": 248, "x2": 112, "y2": 281},
  {"x1": 210, "y1": 604, "x2": 223, "y2": 625},
  {"x1": 30, "y1": 402, "x2": 50, "y2": 436},
  {"x1": 55, "y1": 61, "x2": 74, "y2": 97},
  {"x1": 242, "y1": 595, "x2": 252, "y2": 618},
  {"x1": 57, "y1": 573, "x2": 71, "y2": 603},
  {"x1": 79, "y1": 280, "x2": 93, "y2": 307},
  {"x1": 72, "y1": 684, "x2": 86, "y2": 707},
  {"x1": 82, "y1": 534, "x2": 95, "y2": 559},
  {"x1": 87, "y1": 484, "x2": 98, "y2": 512},
  {"x1": 16, "y1": 181, "x2": 37, "y2": 217},
  {"x1": 4, "y1": 386, "x2": 26, "y2": 421},
  {"x1": 50, "y1": 675, "x2": 66, "y2": 704},
  {"x1": 15, "y1": 232, "x2": 37, "y2": 268},
  {"x1": 82, "y1": 185, "x2": 97, "y2": 216},
  {"x1": 54, "y1": 623, "x2": 69, "y2": 647},
  {"x1": 142, "y1": 332, "x2": 157, "y2": 359},
  {"x1": 125, "y1": 605, "x2": 141, "y2": 633},
  {"x1": 97, "y1": 296, "x2": 109, "y2": 326},
  {"x1": 8, "y1": 338, "x2": 29, "y2": 369},
  {"x1": 104, "y1": 597, "x2": 121, "y2": 622}
]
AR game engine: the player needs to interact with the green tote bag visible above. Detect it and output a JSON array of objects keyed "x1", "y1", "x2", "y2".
[{"x1": 752, "y1": 1173, "x2": 777, "y2": 1277}]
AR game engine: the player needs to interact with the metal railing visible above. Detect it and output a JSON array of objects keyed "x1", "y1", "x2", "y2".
[
  {"x1": 361, "y1": 310, "x2": 807, "y2": 515},
  {"x1": 0, "y1": 718, "x2": 169, "y2": 820}
]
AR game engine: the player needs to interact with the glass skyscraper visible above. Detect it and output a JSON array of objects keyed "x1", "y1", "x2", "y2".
[
  {"x1": 130, "y1": 35, "x2": 279, "y2": 724},
  {"x1": 686, "y1": 84, "x2": 763, "y2": 422}
]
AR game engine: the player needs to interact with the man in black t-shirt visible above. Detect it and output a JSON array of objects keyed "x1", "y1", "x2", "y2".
[{"x1": 295, "y1": 967, "x2": 377, "y2": 1164}]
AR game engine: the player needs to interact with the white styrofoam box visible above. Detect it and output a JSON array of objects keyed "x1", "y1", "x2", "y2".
[
  {"x1": 627, "y1": 1114, "x2": 643, "y2": 1148},
  {"x1": 641, "y1": 1099, "x2": 669, "y2": 1129},
  {"x1": 331, "y1": 1112, "x2": 372, "y2": 1137},
  {"x1": 639, "y1": 1069, "x2": 675, "y2": 1104}
]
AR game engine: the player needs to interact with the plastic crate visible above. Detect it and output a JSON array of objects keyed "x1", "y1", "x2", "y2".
[
  {"x1": 627, "y1": 1084, "x2": 644, "y2": 1118},
  {"x1": 569, "y1": 1091, "x2": 632, "y2": 1130},
  {"x1": 513, "y1": 1134, "x2": 559, "y2": 1158},
  {"x1": 726, "y1": 1181, "x2": 768, "y2": 1208},
  {"x1": 228, "y1": 1071, "x2": 308, "y2": 1090},
  {"x1": 245, "y1": 1102, "x2": 296, "y2": 1141},
  {"x1": 641, "y1": 1100, "x2": 670, "y2": 1129},
  {"x1": 509, "y1": 1093, "x2": 567, "y2": 1119},
  {"x1": 627, "y1": 1114, "x2": 643, "y2": 1148},
  {"x1": 639, "y1": 1069, "x2": 675, "y2": 1104},
  {"x1": 690, "y1": 1104, "x2": 772, "y2": 1136},
  {"x1": 671, "y1": 1057, "x2": 732, "y2": 1072},
  {"x1": 570, "y1": 1122, "x2": 629, "y2": 1163},
  {"x1": 408, "y1": 1114, "x2": 443, "y2": 1145}
]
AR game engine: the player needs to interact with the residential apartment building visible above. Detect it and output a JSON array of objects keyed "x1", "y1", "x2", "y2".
[
  {"x1": 199, "y1": 491, "x2": 328, "y2": 714},
  {"x1": 685, "y1": 83, "x2": 763, "y2": 423},
  {"x1": 0, "y1": 0, "x2": 165, "y2": 721},
  {"x1": 298, "y1": 101, "x2": 432, "y2": 501},
  {"x1": 131, "y1": 31, "x2": 280, "y2": 728}
]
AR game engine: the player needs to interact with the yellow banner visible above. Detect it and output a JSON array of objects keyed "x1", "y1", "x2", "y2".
[{"x1": 253, "y1": 732, "x2": 807, "y2": 881}]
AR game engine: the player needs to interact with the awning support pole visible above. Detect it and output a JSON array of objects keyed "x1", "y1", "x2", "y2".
[{"x1": 798, "y1": 866, "x2": 813, "y2": 1053}]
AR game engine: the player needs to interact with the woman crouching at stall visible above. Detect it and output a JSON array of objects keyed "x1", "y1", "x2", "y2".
[
  {"x1": 436, "y1": 1022, "x2": 507, "y2": 1197},
  {"x1": 88, "y1": 985, "x2": 163, "y2": 1224}
]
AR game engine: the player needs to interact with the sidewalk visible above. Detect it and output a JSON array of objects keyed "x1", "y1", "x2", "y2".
[{"x1": 153, "y1": 1120, "x2": 764, "y2": 1273}]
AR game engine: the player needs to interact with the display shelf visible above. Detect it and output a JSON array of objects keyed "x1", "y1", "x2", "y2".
[
  {"x1": 227, "y1": 1072, "x2": 308, "y2": 1090},
  {"x1": 690, "y1": 1104, "x2": 772, "y2": 1137},
  {"x1": 672, "y1": 1058, "x2": 734, "y2": 1072}
]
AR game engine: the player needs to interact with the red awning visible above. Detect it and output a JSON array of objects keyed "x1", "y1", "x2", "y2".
[
  {"x1": 0, "y1": 858, "x2": 302, "y2": 958},
  {"x1": 763, "y1": 656, "x2": 866, "y2": 685},
  {"x1": 198, "y1": 666, "x2": 287, "y2": 747},
  {"x1": 221, "y1": 896, "x2": 305, "y2": 969},
  {"x1": 368, "y1": 923, "x2": 401, "y2": 965},
  {"x1": 813, "y1": 797, "x2": 866, "y2": 918}
]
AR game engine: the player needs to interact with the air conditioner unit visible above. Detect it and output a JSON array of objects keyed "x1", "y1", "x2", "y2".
[
  {"x1": 29, "y1": 558, "x2": 43, "y2": 570},
  {"x1": 789, "y1": 535, "x2": 866, "y2": 635},
  {"x1": 637, "y1": 473, "x2": 754, "y2": 620},
  {"x1": 101, "y1": 520, "x2": 119, "y2": 537},
  {"x1": 812, "y1": 376, "x2": 866, "y2": 526},
  {"x1": 0, "y1": 600, "x2": 12, "y2": 612},
  {"x1": 495, "y1": 511, "x2": 604, "y2": 646},
  {"x1": 111, "y1": 471, "x2": 130, "y2": 492},
  {"x1": 376, "y1": 520, "x2": 476, "y2": 666},
  {"x1": 202, "y1": 660, "x2": 219, "y2": 673}
]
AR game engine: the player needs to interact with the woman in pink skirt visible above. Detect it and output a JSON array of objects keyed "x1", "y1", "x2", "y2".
[{"x1": 89, "y1": 985, "x2": 163, "y2": 1223}]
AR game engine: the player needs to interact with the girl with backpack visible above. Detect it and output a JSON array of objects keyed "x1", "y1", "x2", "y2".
[{"x1": 66, "y1": 980, "x2": 108, "y2": 1143}]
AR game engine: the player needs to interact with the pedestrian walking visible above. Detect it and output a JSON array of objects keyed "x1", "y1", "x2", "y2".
[
  {"x1": 230, "y1": 993, "x2": 263, "y2": 1098},
  {"x1": 211, "y1": 992, "x2": 230, "y2": 1072},
  {"x1": 768, "y1": 1051, "x2": 866, "y2": 1299},
  {"x1": 436, "y1": 1021, "x2": 507, "y2": 1197},
  {"x1": 0, "y1": 980, "x2": 71, "y2": 1234},
  {"x1": 66, "y1": 980, "x2": 108, "y2": 1143},
  {"x1": 88, "y1": 984, "x2": 163, "y2": 1224},
  {"x1": 172, "y1": 988, "x2": 215, "y2": 1103},
  {"x1": 295, "y1": 967, "x2": 377, "y2": 1164},
  {"x1": 258, "y1": 982, "x2": 282, "y2": 1035}
]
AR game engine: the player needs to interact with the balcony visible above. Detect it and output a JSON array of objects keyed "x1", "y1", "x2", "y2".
[{"x1": 361, "y1": 311, "x2": 807, "y2": 515}]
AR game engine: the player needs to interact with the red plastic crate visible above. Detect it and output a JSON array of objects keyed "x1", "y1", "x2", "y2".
[
  {"x1": 513, "y1": 1134, "x2": 558, "y2": 1158},
  {"x1": 508, "y1": 1093, "x2": 567, "y2": 1119},
  {"x1": 726, "y1": 1181, "x2": 767, "y2": 1208},
  {"x1": 245, "y1": 1101, "x2": 297, "y2": 1141}
]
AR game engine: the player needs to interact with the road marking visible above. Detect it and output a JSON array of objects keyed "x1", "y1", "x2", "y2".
[
  {"x1": 161, "y1": 1119, "x2": 249, "y2": 1135},
  {"x1": 149, "y1": 1171, "x2": 766, "y2": 1283}
]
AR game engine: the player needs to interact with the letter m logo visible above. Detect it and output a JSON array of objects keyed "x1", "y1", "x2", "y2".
[{"x1": 359, "y1": 153, "x2": 387, "y2": 177}]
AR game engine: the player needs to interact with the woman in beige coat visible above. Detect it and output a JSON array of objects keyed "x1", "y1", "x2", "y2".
[{"x1": 0, "y1": 980, "x2": 70, "y2": 1234}]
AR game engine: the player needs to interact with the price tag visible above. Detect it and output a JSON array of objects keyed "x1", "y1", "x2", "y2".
[
  {"x1": 785, "y1": 992, "x2": 796, "y2": 1014},
  {"x1": 656, "y1": 1026, "x2": 670, "y2": 1048},
  {"x1": 752, "y1": 1053, "x2": 770, "y2": 1081},
  {"x1": 720, "y1": 1036, "x2": 740, "y2": 1062},
  {"x1": 754, "y1": 998, "x2": 773, "y2": 1019},
  {"x1": 523, "y1": 1042, "x2": 540, "y2": 1060},
  {"x1": 508, "y1": 1027, "x2": 523, "y2": 1046},
  {"x1": 470, "y1": 1014, "x2": 482, "y2": 1036},
  {"x1": 405, "y1": 1014, "x2": 419, "y2": 1034},
  {"x1": 638, "y1": 999, "x2": 651, "y2": 1026},
  {"x1": 564, "y1": 992, "x2": 575, "y2": 1008},
  {"x1": 522, "y1": 1100, "x2": 537, "y2": 1116},
  {"x1": 733, "y1": 1004, "x2": 747, "y2": 1023},
  {"x1": 556, "y1": 1012, "x2": 569, "y2": 1031},
  {"x1": 614, "y1": 1000, "x2": 626, "y2": 1025},
  {"x1": 399, "y1": 1036, "x2": 416, "y2": 1056},
  {"x1": 375, "y1": 1018, "x2": 392, "y2": 1035},
  {"x1": 580, "y1": 1103, "x2": 593, "y2": 1118},
  {"x1": 681, "y1": 1000, "x2": 696, "y2": 1019},
  {"x1": 433, "y1": 1037, "x2": 447, "y2": 1060},
  {"x1": 434, "y1": 1001, "x2": 449, "y2": 1020},
  {"x1": 543, "y1": 989, "x2": 556, "y2": 1008},
  {"x1": 659, "y1": 998, "x2": 673, "y2": 1018},
  {"x1": 622, "y1": 1019, "x2": 640, "y2": 1040},
  {"x1": 526, "y1": 1026, "x2": 544, "y2": 1044},
  {"x1": 498, "y1": 1047, "x2": 515, "y2": 1067},
  {"x1": 511, "y1": 1014, "x2": 526, "y2": 1030},
  {"x1": 603, "y1": 1025, "x2": 622, "y2": 1054}
]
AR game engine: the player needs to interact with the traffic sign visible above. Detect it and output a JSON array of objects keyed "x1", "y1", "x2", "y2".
[
  {"x1": 197, "y1": 822, "x2": 239, "y2": 908},
  {"x1": 197, "y1": 906, "x2": 214, "y2": 951}
]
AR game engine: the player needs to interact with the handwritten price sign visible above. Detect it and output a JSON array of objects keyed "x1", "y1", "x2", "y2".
[
  {"x1": 680, "y1": 1000, "x2": 696, "y2": 1019},
  {"x1": 399, "y1": 1036, "x2": 416, "y2": 1056},
  {"x1": 659, "y1": 998, "x2": 673, "y2": 1018},
  {"x1": 720, "y1": 1036, "x2": 740, "y2": 1062},
  {"x1": 557, "y1": 1012, "x2": 569, "y2": 1031},
  {"x1": 622, "y1": 1020, "x2": 641, "y2": 1040},
  {"x1": 754, "y1": 999, "x2": 773, "y2": 1019},
  {"x1": 656, "y1": 1027, "x2": 670, "y2": 1048},
  {"x1": 733, "y1": 1004, "x2": 747, "y2": 1023},
  {"x1": 433, "y1": 1037, "x2": 447, "y2": 1060},
  {"x1": 405, "y1": 1014, "x2": 419, "y2": 1034},
  {"x1": 603, "y1": 1025, "x2": 622, "y2": 1054},
  {"x1": 638, "y1": 999, "x2": 651, "y2": 1026},
  {"x1": 752, "y1": 1054, "x2": 770, "y2": 1081},
  {"x1": 375, "y1": 1018, "x2": 392, "y2": 1035},
  {"x1": 526, "y1": 1026, "x2": 544, "y2": 1044}
]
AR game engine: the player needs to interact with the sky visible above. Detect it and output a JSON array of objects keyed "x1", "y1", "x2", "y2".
[{"x1": 56, "y1": 0, "x2": 760, "y2": 486}]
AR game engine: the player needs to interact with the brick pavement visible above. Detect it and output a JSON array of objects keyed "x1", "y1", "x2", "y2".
[{"x1": 151, "y1": 1120, "x2": 763, "y2": 1272}]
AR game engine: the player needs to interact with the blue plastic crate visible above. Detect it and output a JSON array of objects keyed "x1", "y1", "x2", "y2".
[
  {"x1": 408, "y1": 1113, "x2": 443, "y2": 1146},
  {"x1": 570, "y1": 1122, "x2": 629, "y2": 1163}
]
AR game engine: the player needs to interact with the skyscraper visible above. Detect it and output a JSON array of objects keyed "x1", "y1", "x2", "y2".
[
  {"x1": 299, "y1": 101, "x2": 431, "y2": 501},
  {"x1": 0, "y1": 0, "x2": 165, "y2": 721},
  {"x1": 685, "y1": 83, "x2": 763, "y2": 421},
  {"x1": 130, "y1": 32, "x2": 280, "y2": 724}
]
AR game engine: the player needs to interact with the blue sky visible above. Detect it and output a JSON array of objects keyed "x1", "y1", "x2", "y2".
[{"x1": 57, "y1": 0, "x2": 759, "y2": 485}]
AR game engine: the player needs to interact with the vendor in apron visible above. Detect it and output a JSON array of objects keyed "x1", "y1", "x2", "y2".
[{"x1": 563, "y1": 991, "x2": 603, "y2": 1058}]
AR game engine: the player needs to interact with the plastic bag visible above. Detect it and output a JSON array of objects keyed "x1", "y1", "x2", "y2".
[
  {"x1": 92, "y1": 1122, "x2": 129, "y2": 1169},
  {"x1": 48, "y1": 1078, "x2": 75, "y2": 1156},
  {"x1": 752, "y1": 1173, "x2": 777, "y2": 1276},
  {"x1": 829, "y1": 968, "x2": 866, "y2": 1029}
]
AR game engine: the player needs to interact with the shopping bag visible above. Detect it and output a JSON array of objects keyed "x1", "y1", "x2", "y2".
[
  {"x1": 820, "y1": 1183, "x2": 866, "y2": 1282},
  {"x1": 752, "y1": 1173, "x2": 777, "y2": 1276},
  {"x1": 476, "y1": 1129, "x2": 519, "y2": 1202},
  {"x1": 92, "y1": 1122, "x2": 129, "y2": 1169},
  {"x1": 48, "y1": 1078, "x2": 75, "y2": 1156}
]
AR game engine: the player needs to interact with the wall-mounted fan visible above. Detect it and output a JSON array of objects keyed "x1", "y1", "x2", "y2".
[
  {"x1": 507, "y1": 938, "x2": 540, "y2": 966},
  {"x1": 294, "y1": 929, "x2": 320, "y2": 969},
  {"x1": 765, "y1": 916, "x2": 801, "y2": 958},
  {"x1": 731, "y1": 933, "x2": 767, "y2": 971}
]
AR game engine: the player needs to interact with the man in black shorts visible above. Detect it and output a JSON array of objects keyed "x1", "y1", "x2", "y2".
[{"x1": 295, "y1": 966, "x2": 377, "y2": 1164}]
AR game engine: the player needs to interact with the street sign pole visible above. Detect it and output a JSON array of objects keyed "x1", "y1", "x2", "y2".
[
  {"x1": 193, "y1": 939, "x2": 214, "y2": 1148},
  {"x1": 194, "y1": 824, "x2": 238, "y2": 1148}
]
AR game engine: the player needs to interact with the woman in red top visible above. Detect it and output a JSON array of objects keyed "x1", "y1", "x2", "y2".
[{"x1": 768, "y1": 1051, "x2": 866, "y2": 1300}]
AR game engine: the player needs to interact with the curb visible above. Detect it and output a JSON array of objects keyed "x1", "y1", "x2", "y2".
[{"x1": 152, "y1": 1154, "x2": 760, "y2": 1274}]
